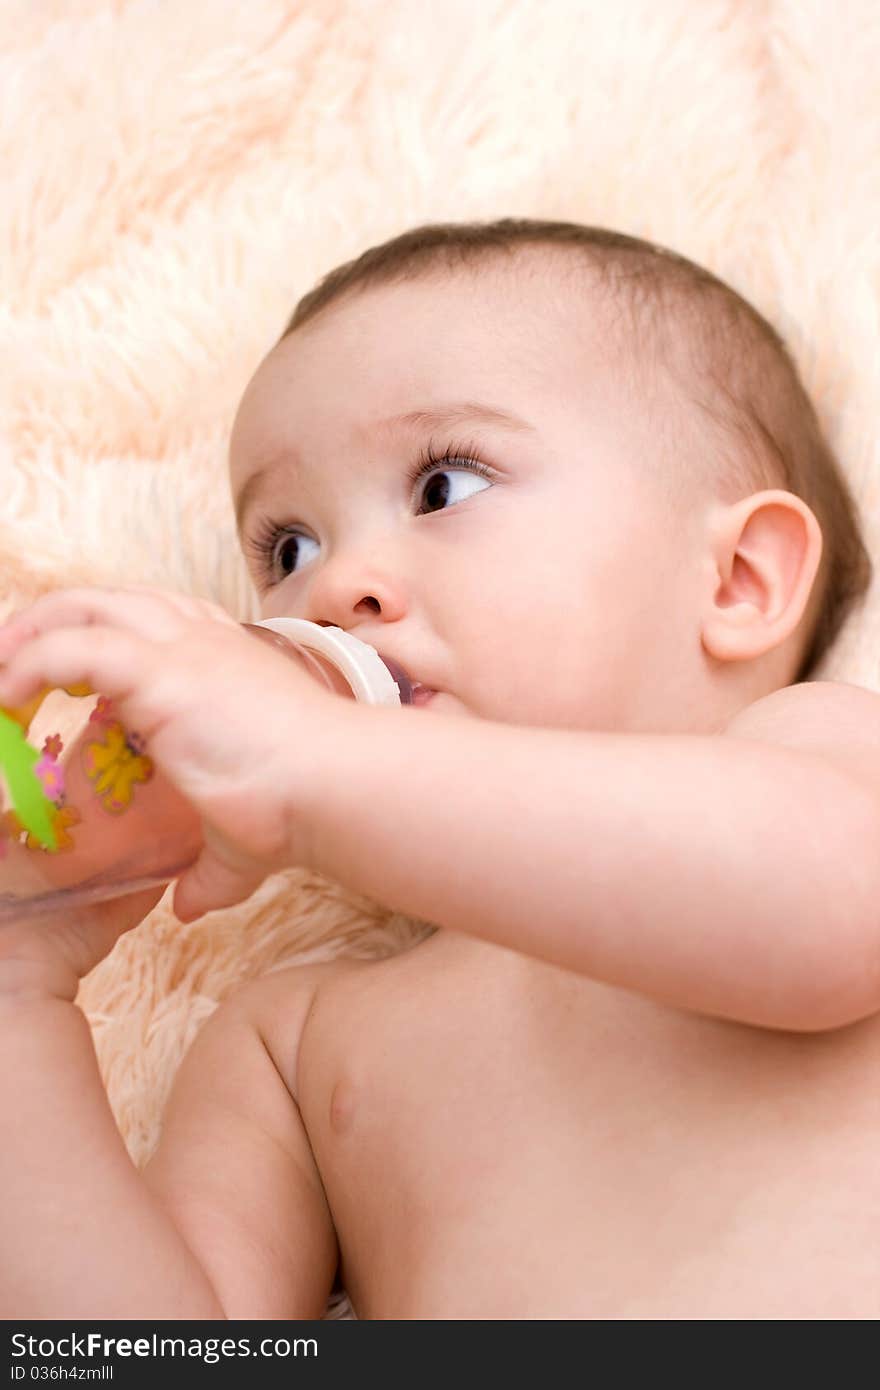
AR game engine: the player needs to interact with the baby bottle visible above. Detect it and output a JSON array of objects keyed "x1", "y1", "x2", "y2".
[{"x1": 0, "y1": 618, "x2": 414, "y2": 924}]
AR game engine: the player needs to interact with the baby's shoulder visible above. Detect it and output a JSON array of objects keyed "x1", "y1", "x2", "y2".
[{"x1": 216, "y1": 955, "x2": 371, "y2": 1100}]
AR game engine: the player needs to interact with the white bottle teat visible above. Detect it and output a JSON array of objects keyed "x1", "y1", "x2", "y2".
[{"x1": 248, "y1": 618, "x2": 414, "y2": 705}]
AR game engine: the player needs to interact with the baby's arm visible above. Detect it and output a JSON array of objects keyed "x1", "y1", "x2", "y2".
[
  {"x1": 299, "y1": 680, "x2": 880, "y2": 1031},
  {"x1": 1, "y1": 587, "x2": 876, "y2": 1034},
  {"x1": 140, "y1": 969, "x2": 337, "y2": 1319},
  {"x1": 0, "y1": 956, "x2": 335, "y2": 1319}
]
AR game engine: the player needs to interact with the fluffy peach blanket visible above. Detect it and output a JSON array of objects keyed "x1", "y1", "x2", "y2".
[{"x1": 2, "y1": 0, "x2": 878, "y2": 1319}]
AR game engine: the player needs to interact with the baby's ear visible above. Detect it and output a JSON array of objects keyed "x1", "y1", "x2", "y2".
[{"x1": 700, "y1": 489, "x2": 822, "y2": 663}]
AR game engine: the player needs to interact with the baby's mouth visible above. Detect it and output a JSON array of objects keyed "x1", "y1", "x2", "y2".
[
  {"x1": 375, "y1": 653, "x2": 436, "y2": 707},
  {"x1": 409, "y1": 684, "x2": 437, "y2": 707},
  {"x1": 376, "y1": 652, "x2": 413, "y2": 703}
]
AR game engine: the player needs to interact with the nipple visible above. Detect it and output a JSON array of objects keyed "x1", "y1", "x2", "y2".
[{"x1": 329, "y1": 1078, "x2": 356, "y2": 1136}]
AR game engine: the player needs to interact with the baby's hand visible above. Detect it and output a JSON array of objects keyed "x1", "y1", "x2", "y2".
[{"x1": 0, "y1": 584, "x2": 345, "y2": 925}]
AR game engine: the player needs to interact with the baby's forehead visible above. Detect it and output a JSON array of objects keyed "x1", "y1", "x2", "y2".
[
  {"x1": 396, "y1": 254, "x2": 679, "y2": 408},
  {"x1": 300, "y1": 256, "x2": 635, "y2": 398},
  {"x1": 417, "y1": 251, "x2": 618, "y2": 343},
  {"x1": 231, "y1": 249, "x2": 702, "y2": 490}
]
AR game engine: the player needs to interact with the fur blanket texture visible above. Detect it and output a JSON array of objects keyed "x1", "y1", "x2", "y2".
[{"x1": 1, "y1": 0, "x2": 878, "y2": 1320}]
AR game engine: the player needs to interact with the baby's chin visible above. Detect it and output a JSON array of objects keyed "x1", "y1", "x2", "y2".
[
  {"x1": 407, "y1": 690, "x2": 463, "y2": 716},
  {"x1": 441, "y1": 691, "x2": 565, "y2": 728},
  {"x1": 403, "y1": 689, "x2": 490, "y2": 723},
  {"x1": 406, "y1": 684, "x2": 593, "y2": 729},
  {"x1": 480, "y1": 691, "x2": 613, "y2": 732}
]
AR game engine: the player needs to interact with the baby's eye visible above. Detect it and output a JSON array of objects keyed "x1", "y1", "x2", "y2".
[
  {"x1": 245, "y1": 522, "x2": 319, "y2": 583},
  {"x1": 412, "y1": 457, "x2": 494, "y2": 515},
  {"x1": 246, "y1": 449, "x2": 496, "y2": 587},
  {"x1": 271, "y1": 531, "x2": 319, "y2": 578}
]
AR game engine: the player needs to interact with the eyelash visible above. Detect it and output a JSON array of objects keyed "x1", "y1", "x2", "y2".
[{"x1": 243, "y1": 437, "x2": 494, "y2": 584}]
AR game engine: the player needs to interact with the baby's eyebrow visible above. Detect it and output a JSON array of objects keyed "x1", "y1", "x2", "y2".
[
  {"x1": 372, "y1": 400, "x2": 536, "y2": 437},
  {"x1": 234, "y1": 399, "x2": 535, "y2": 532}
]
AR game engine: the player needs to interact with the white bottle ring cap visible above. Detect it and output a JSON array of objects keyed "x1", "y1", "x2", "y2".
[{"x1": 251, "y1": 618, "x2": 403, "y2": 706}]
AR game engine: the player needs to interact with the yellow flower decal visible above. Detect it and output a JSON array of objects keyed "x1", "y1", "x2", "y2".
[
  {"x1": 4, "y1": 800, "x2": 81, "y2": 852},
  {"x1": 82, "y1": 720, "x2": 154, "y2": 815},
  {"x1": 46, "y1": 801, "x2": 81, "y2": 851}
]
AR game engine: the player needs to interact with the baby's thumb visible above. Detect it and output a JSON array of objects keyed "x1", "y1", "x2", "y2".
[{"x1": 172, "y1": 846, "x2": 263, "y2": 923}]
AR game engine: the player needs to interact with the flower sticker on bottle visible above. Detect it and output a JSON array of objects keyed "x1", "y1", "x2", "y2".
[
  {"x1": 82, "y1": 720, "x2": 153, "y2": 815},
  {"x1": 0, "y1": 708, "x2": 60, "y2": 851},
  {"x1": 2, "y1": 731, "x2": 82, "y2": 852},
  {"x1": 0, "y1": 681, "x2": 96, "y2": 852}
]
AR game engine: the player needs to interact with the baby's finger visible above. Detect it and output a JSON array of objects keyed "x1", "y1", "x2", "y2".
[
  {"x1": 0, "y1": 586, "x2": 189, "y2": 664},
  {"x1": 106, "y1": 583, "x2": 241, "y2": 628},
  {"x1": 173, "y1": 849, "x2": 265, "y2": 922},
  {"x1": 0, "y1": 625, "x2": 156, "y2": 733}
]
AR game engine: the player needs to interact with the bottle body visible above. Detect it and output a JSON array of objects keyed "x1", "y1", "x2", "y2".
[
  {"x1": 0, "y1": 621, "x2": 409, "y2": 923},
  {"x1": 0, "y1": 689, "x2": 205, "y2": 920}
]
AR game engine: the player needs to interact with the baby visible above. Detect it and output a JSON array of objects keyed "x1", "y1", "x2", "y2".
[{"x1": 2, "y1": 219, "x2": 880, "y2": 1319}]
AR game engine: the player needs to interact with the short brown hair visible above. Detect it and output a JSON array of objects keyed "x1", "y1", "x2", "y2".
[{"x1": 280, "y1": 218, "x2": 871, "y2": 681}]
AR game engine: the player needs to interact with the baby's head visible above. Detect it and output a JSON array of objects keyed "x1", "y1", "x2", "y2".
[{"x1": 229, "y1": 219, "x2": 871, "y2": 734}]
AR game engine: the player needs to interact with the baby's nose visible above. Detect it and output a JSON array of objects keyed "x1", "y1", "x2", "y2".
[{"x1": 307, "y1": 560, "x2": 409, "y2": 629}]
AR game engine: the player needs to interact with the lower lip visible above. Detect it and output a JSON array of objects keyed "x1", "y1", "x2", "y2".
[{"x1": 411, "y1": 686, "x2": 437, "y2": 707}]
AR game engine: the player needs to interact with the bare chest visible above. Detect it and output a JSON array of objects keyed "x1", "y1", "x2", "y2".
[{"x1": 295, "y1": 932, "x2": 880, "y2": 1316}]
